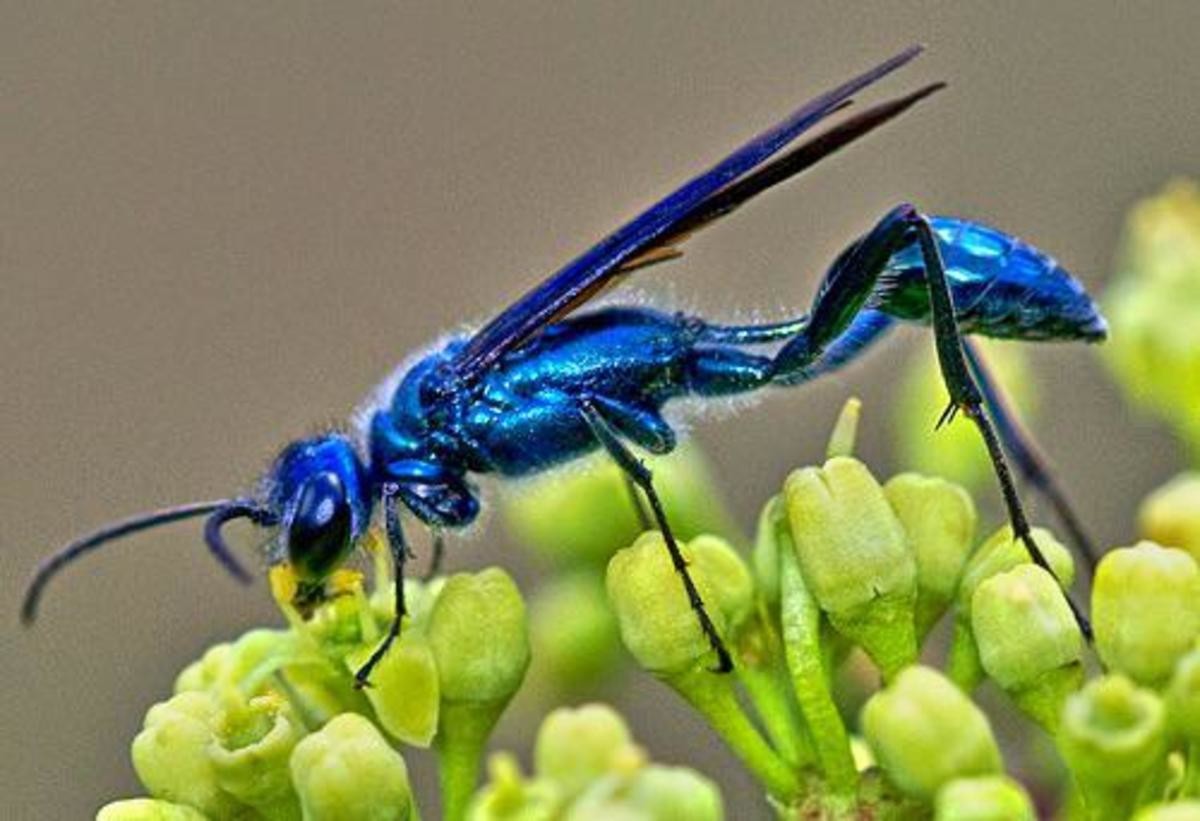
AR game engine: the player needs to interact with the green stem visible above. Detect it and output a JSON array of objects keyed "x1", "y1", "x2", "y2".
[
  {"x1": 1136, "y1": 753, "x2": 1175, "y2": 809},
  {"x1": 826, "y1": 596, "x2": 917, "y2": 683},
  {"x1": 271, "y1": 671, "x2": 323, "y2": 733},
  {"x1": 778, "y1": 548, "x2": 857, "y2": 797},
  {"x1": 1073, "y1": 758, "x2": 1169, "y2": 821},
  {"x1": 734, "y1": 612, "x2": 813, "y2": 768},
  {"x1": 1183, "y1": 741, "x2": 1200, "y2": 798},
  {"x1": 1074, "y1": 779, "x2": 1140, "y2": 821},
  {"x1": 435, "y1": 701, "x2": 502, "y2": 821},
  {"x1": 670, "y1": 667, "x2": 800, "y2": 800},
  {"x1": 1010, "y1": 664, "x2": 1083, "y2": 737}
]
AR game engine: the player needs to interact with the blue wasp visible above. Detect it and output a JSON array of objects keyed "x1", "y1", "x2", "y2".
[{"x1": 23, "y1": 45, "x2": 1106, "y2": 684}]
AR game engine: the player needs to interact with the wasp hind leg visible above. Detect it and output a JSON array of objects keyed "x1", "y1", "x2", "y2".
[
  {"x1": 772, "y1": 203, "x2": 1092, "y2": 640},
  {"x1": 579, "y1": 397, "x2": 734, "y2": 673},
  {"x1": 354, "y1": 483, "x2": 411, "y2": 688},
  {"x1": 963, "y1": 339, "x2": 1101, "y2": 572}
]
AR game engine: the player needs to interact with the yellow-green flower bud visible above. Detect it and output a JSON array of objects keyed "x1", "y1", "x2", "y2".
[
  {"x1": 223, "y1": 628, "x2": 296, "y2": 691},
  {"x1": 971, "y1": 565, "x2": 1084, "y2": 731},
  {"x1": 471, "y1": 704, "x2": 725, "y2": 820},
  {"x1": 346, "y1": 635, "x2": 440, "y2": 748},
  {"x1": 278, "y1": 662, "x2": 368, "y2": 730},
  {"x1": 130, "y1": 691, "x2": 243, "y2": 818},
  {"x1": 785, "y1": 457, "x2": 915, "y2": 614},
  {"x1": 689, "y1": 534, "x2": 755, "y2": 636},
  {"x1": 96, "y1": 799, "x2": 209, "y2": 821},
  {"x1": 559, "y1": 800, "x2": 642, "y2": 821},
  {"x1": 289, "y1": 713, "x2": 414, "y2": 821},
  {"x1": 1103, "y1": 180, "x2": 1200, "y2": 460},
  {"x1": 1165, "y1": 649, "x2": 1200, "y2": 742},
  {"x1": 608, "y1": 534, "x2": 798, "y2": 799},
  {"x1": 502, "y1": 445, "x2": 739, "y2": 569},
  {"x1": 1059, "y1": 675, "x2": 1166, "y2": 819},
  {"x1": 529, "y1": 571, "x2": 623, "y2": 695},
  {"x1": 1093, "y1": 542, "x2": 1200, "y2": 686},
  {"x1": 428, "y1": 568, "x2": 530, "y2": 821},
  {"x1": 428, "y1": 568, "x2": 531, "y2": 705},
  {"x1": 174, "y1": 628, "x2": 297, "y2": 702},
  {"x1": 570, "y1": 765, "x2": 725, "y2": 821},
  {"x1": 784, "y1": 457, "x2": 917, "y2": 679},
  {"x1": 1135, "y1": 801, "x2": 1200, "y2": 820},
  {"x1": 533, "y1": 704, "x2": 644, "y2": 800},
  {"x1": 885, "y1": 472, "x2": 977, "y2": 638},
  {"x1": 606, "y1": 532, "x2": 725, "y2": 676},
  {"x1": 861, "y1": 666, "x2": 1002, "y2": 801},
  {"x1": 209, "y1": 694, "x2": 303, "y2": 821},
  {"x1": 958, "y1": 526, "x2": 1075, "y2": 610},
  {"x1": 301, "y1": 582, "x2": 372, "y2": 657},
  {"x1": 1140, "y1": 473, "x2": 1200, "y2": 562},
  {"x1": 948, "y1": 525, "x2": 1074, "y2": 692},
  {"x1": 174, "y1": 643, "x2": 233, "y2": 694},
  {"x1": 467, "y1": 752, "x2": 560, "y2": 821},
  {"x1": 933, "y1": 775, "x2": 1035, "y2": 821},
  {"x1": 1062, "y1": 675, "x2": 1166, "y2": 778},
  {"x1": 625, "y1": 766, "x2": 724, "y2": 821}
]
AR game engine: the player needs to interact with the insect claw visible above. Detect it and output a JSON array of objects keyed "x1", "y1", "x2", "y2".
[
  {"x1": 934, "y1": 401, "x2": 959, "y2": 431},
  {"x1": 709, "y1": 646, "x2": 735, "y2": 674}
]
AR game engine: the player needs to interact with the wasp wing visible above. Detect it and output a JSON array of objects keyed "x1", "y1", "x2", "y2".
[
  {"x1": 452, "y1": 45, "x2": 928, "y2": 383},
  {"x1": 616, "y1": 80, "x2": 944, "y2": 273},
  {"x1": 522, "y1": 81, "x2": 945, "y2": 313}
]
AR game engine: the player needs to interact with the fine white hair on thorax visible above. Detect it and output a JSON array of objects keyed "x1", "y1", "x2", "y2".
[
  {"x1": 348, "y1": 326, "x2": 475, "y2": 448},
  {"x1": 591, "y1": 283, "x2": 806, "y2": 332}
]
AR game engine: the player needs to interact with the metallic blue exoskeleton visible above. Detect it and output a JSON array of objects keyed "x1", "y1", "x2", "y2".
[{"x1": 23, "y1": 45, "x2": 1106, "y2": 682}]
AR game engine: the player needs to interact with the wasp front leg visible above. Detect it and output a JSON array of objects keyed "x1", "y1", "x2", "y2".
[{"x1": 353, "y1": 482, "x2": 410, "y2": 688}]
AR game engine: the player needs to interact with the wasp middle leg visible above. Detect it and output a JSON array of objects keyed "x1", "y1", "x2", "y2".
[{"x1": 579, "y1": 396, "x2": 734, "y2": 673}]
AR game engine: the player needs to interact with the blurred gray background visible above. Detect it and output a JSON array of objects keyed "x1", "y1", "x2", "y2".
[{"x1": 4, "y1": 3, "x2": 1199, "y2": 818}]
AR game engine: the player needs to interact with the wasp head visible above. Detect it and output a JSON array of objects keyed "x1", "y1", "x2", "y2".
[{"x1": 268, "y1": 434, "x2": 373, "y2": 584}]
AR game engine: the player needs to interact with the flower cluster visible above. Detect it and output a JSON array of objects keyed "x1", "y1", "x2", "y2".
[
  {"x1": 98, "y1": 395, "x2": 1200, "y2": 819},
  {"x1": 598, "y1": 400, "x2": 1200, "y2": 818},
  {"x1": 99, "y1": 550, "x2": 530, "y2": 820},
  {"x1": 470, "y1": 703, "x2": 723, "y2": 819},
  {"x1": 1104, "y1": 179, "x2": 1200, "y2": 462}
]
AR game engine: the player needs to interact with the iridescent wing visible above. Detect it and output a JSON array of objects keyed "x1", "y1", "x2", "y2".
[
  {"x1": 452, "y1": 45, "x2": 934, "y2": 383},
  {"x1": 618, "y1": 79, "x2": 944, "y2": 273}
]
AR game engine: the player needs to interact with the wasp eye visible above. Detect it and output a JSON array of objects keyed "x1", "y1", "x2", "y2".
[{"x1": 287, "y1": 472, "x2": 353, "y2": 582}]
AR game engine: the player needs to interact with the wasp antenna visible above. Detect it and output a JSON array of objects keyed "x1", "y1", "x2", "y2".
[
  {"x1": 204, "y1": 502, "x2": 278, "y2": 585},
  {"x1": 21, "y1": 499, "x2": 243, "y2": 625}
]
